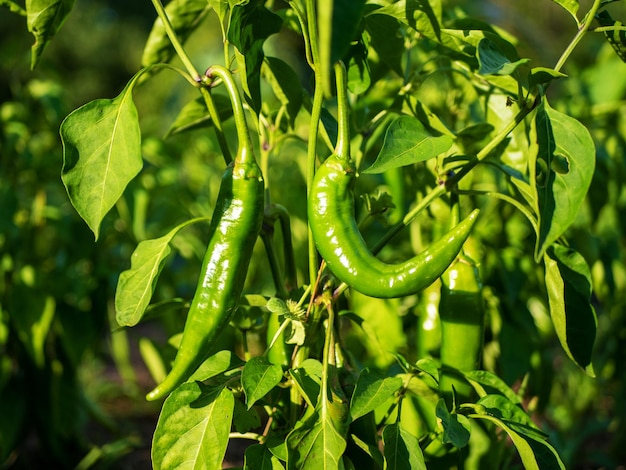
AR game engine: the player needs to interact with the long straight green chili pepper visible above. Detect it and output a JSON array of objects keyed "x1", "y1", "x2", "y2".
[
  {"x1": 307, "y1": 62, "x2": 479, "y2": 298},
  {"x1": 146, "y1": 65, "x2": 264, "y2": 401}
]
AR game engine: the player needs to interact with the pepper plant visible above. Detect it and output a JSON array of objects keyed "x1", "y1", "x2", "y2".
[{"x1": 4, "y1": 0, "x2": 626, "y2": 468}]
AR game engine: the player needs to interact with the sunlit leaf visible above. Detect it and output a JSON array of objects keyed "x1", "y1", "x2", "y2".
[
  {"x1": 350, "y1": 369, "x2": 403, "y2": 422},
  {"x1": 363, "y1": 115, "x2": 453, "y2": 174},
  {"x1": 2, "y1": 0, "x2": 26, "y2": 15},
  {"x1": 152, "y1": 383, "x2": 234, "y2": 470},
  {"x1": 477, "y1": 38, "x2": 530, "y2": 75},
  {"x1": 115, "y1": 218, "x2": 209, "y2": 327},
  {"x1": 551, "y1": 0, "x2": 579, "y2": 24},
  {"x1": 381, "y1": 423, "x2": 426, "y2": 470},
  {"x1": 26, "y1": 0, "x2": 75, "y2": 69},
  {"x1": 61, "y1": 72, "x2": 144, "y2": 239},
  {"x1": 476, "y1": 394, "x2": 546, "y2": 440},
  {"x1": 372, "y1": 0, "x2": 441, "y2": 42},
  {"x1": 530, "y1": 99, "x2": 595, "y2": 260},
  {"x1": 165, "y1": 94, "x2": 233, "y2": 137},
  {"x1": 544, "y1": 244, "x2": 597, "y2": 375},
  {"x1": 242, "y1": 356, "x2": 284, "y2": 409},
  {"x1": 189, "y1": 349, "x2": 245, "y2": 382}
]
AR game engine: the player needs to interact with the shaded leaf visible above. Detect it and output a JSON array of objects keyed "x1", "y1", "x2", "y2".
[
  {"x1": 435, "y1": 399, "x2": 471, "y2": 448},
  {"x1": 242, "y1": 356, "x2": 284, "y2": 409},
  {"x1": 476, "y1": 394, "x2": 546, "y2": 441},
  {"x1": 544, "y1": 244, "x2": 597, "y2": 374},
  {"x1": 477, "y1": 38, "x2": 530, "y2": 75},
  {"x1": 528, "y1": 67, "x2": 567, "y2": 90},
  {"x1": 596, "y1": 10, "x2": 626, "y2": 62},
  {"x1": 152, "y1": 383, "x2": 234, "y2": 470},
  {"x1": 228, "y1": 2, "x2": 283, "y2": 113},
  {"x1": 350, "y1": 369, "x2": 403, "y2": 422},
  {"x1": 115, "y1": 218, "x2": 209, "y2": 327},
  {"x1": 233, "y1": 399, "x2": 261, "y2": 434},
  {"x1": 262, "y1": 57, "x2": 303, "y2": 128},
  {"x1": 381, "y1": 423, "x2": 426, "y2": 470},
  {"x1": 362, "y1": 115, "x2": 453, "y2": 174},
  {"x1": 464, "y1": 370, "x2": 521, "y2": 404},
  {"x1": 165, "y1": 93, "x2": 233, "y2": 137},
  {"x1": 11, "y1": 288, "x2": 55, "y2": 368},
  {"x1": 289, "y1": 359, "x2": 323, "y2": 409},
  {"x1": 244, "y1": 444, "x2": 285, "y2": 470},
  {"x1": 141, "y1": 0, "x2": 211, "y2": 67},
  {"x1": 26, "y1": 0, "x2": 75, "y2": 69},
  {"x1": 61, "y1": 72, "x2": 144, "y2": 239},
  {"x1": 372, "y1": 0, "x2": 441, "y2": 42}
]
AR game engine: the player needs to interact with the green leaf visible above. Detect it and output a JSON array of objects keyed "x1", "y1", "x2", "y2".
[
  {"x1": 233, "y1": 399, "x2": 261, "y2": 433},
  {"x1": 242, "y1": 356, "x2": 284, "y2": 409},
  {"x1": 289, "y1": 359, "x2": 323, "y2": 409},
  {"x1": 60, "y1": 72, "x2": 144, "y2": 240},
  {"x1": 2, "y1": 0, "x2": 27, "y2": 15},
  {"x1": 244, "y1": 444, "x2": 285, "y2": 470},
  {"x1": 362, "y1": 115, "x2": 453, "y2": 174},
  {"x1": 435, "y1": 399, "x2": 471, "y2": 448},
  {"x1": 544, "y1": 244, "x2": 597, "y2": 375},
  {"x1": 464, "y1": 370, "x2": 521, "y2": 404},
  {"x1": 476, "y1": 394, "x2": 546, "y2": 441},
  {"x1": 262, "y1": 57, "x2": 303, "y2": 128},
  {"x1": 189, "y1": 349, "x2": 245, "y2": 382},
  {"x1": 381, "y1": 423, "x2": 426, "y2": 470},
  {"x1": 11, "y1": 289, "x2": 55, "y2": 368},
  {"x1": 350, "y1": 369, "x2": 403, "y2": 422},
  {"x1": 372, "y1": 0, "x2": 441, "y2": 42},
  {"x1": 364, "y1": 12, "x2": 403, "y2": 76},
  {"x1": 26, "y1": 0, "x2": 76, "y2": 69},
  {"x1": 596, "y1": 10, "x2": 626, "y2": 63},
  {"x1": 165, "y1": 94, "x2": 233, "y2": 137},
  {"x1": 471, "y1": 414, "x2": 565, "y2": 470},
  {"x1": 530, "y1": 99, "x2": 595, "y2": 260},
  {"x1": 115, "y1": 218, "x2": 208, "y2": 327},
  {"x1": 528, "y1": 67, "x2": 567, "y2": 90},
  {"x1": 551, "y1": 0, "x2": 579, "y2": 24},
  {"x1": 141, "y1": 0, "x2": 211, "y2": 67},
  {"x1": 345, "y1": 35, "x2": 371, "y2": 95},
  {"x1": 152, "y1": 383, "x2": 234, "y2": 470},
  {"x1": 228, "y1": 1, "x2": 283, "y2": 113},
  {"x1": 477, "y1": 38, "x2": 530, "y2": 75}
]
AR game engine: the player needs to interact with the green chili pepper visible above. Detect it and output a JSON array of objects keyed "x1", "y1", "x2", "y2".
[
  {"x1": 146, "y1": 66, "x2": 264, "y2": 401},
  {"x1": 438, "y1": 252, "x2": 485, "y2": 406},
  {"x1": 307, "y1": 62, "x2": 479, "y2": 298}
]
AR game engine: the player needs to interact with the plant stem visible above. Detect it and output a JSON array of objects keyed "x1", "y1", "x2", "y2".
[{"x1": 554, "y1": 0, "x2": 603, "y2": 73}]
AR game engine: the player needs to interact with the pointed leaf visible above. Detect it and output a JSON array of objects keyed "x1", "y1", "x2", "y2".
[
  {"x1": 464, "y1": 370, "x2": 521, "y2": 404},
  {"x1": 435, "y1": 399, "x2": 471, "y2": 448},
  {"x1": 372, "y1": 0, "x2": 441, "y2": 42},
  {"x1": 262, "y1": 57, "x2": 303, "y2": 128},
  {"x1": 165, "y1": 94, "x2": 233, "y2": 137},
  {"x1": 551, "y1": 0, "x2": 579, "y2": 24},
  {"x1": 152, "y1": 383, "x2": 234, "y2": 470},
  {"x1": 350, "y1": 369, "x2": 403, "y2": 421},
  {"x1": 544, "y1": 244, "x2": 597, "y2": 374},
  {"x1": 115, "y1": 218, "x2": 209, "y2": 327},
  {"x1": 362, "y1": 116, "x2": 453, "y2": 174},
  {"x1": 477, "y1": 38, "x2": 530, "y2": 75},
  {"x1": 26, "y1": 0, "x2": 76, "y2": 69},
  {"x1": 476, "y1": 394, "x2": 546, "y2": 441},
  {"x1": 242, "y1": 356, "x2": 284, "y2": 409},
  {"x1": 244, "y1": 444, "x2": 285, "y2": 470},
  {"x1": 141, "y1": 0, "x2": 211, "y2": 67},
  {"x1": 189, "y1": 349, "x2": 245, "y2": 382},
  {"x1": 289, "y1": 359, "x2": 323, "y2": 409},
  {"x1": 381, "y1": 423, "x2": 426, "y2": 470},
  {"x1": 531, "y1": 99, "x2": 595, "y2": 260},
  {"x1": 61, "y1": 72, "x2": 144, "y2": 239},
  {"x1": 3, "y1": 0, "x2": 27, "y2": 15}
]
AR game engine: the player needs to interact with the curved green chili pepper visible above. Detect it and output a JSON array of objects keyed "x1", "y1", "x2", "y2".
[
  {"x1": 307, "y1": 62, "x2": 479, "y2": 298},
  {"x1": 438, "y1": 252, "x2": 485, "y2": 406},
  {"x1": 146, "y1": 66, "x2": 264, "y2": 401}
]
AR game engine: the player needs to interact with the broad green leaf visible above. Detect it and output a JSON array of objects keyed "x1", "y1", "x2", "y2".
[
  {"x1": 286, "y1": 393, "x2": 349, "y2": 470},
  {"x1": 362, "y1": 115, "x2": 453, "y2": 174},
  {"x1": 10, "y1": 288, "x2": 55, "y2": 368},
  {"x1": 289, "y1": 359, "x2": 323, "y2": 408},
  {"x1": 141, "y1": 0, "x2": 211, "y2": 67},
  {"x1": 244, "y1": 444, "x2": 285, "y2": 470},
  {"x1": 152, "y1": 383, "x2": 234, "y2": 470},
  {"x1": 242, "y1": 356, "x2": 284, "y2": 409},
  {"x1": 189, "y1": 349, "x2": 245, "y2": 382},
  {"x1": 165, "y1": 94, "x2": 233, "y2": 137},
  {"x1": 208, "y1": 0, "x2": 230, "y2": 39},
  {"x1": 350, "y1": 432, "x2": 384, "y2": 468},
  {"x1": 372, "y1": 0, "x2": 441, "y2": 42},
  {"x1": 350, "y1": 369, "x2": 403, "y2": 421},
  {"x1": 477, "y1": 38, "x2": 530, "y2": 75},
  {"x1": 528, "y1": 67, "x2": 567, "y2": 90},
  {"x1": 435, "y1": 399, "x2": 471, "y2": 448},
  {"x1": 476, "y1": 394, "x2": 546, "y2": 441},
  {"x1": 115, "y1": 217, "x2": 209, "y2": 327},
  {"x1": 61, "y1": 72, "x2": 144, "y2": 240},
  {"x1": 530, "y1": 100, "x2": 595, "y2": 260},
  {"x1": 544, "y1": 244, "x2": 597, "y2": 375},
  {"x1": 228, "y1": 2, "x2": 283, "y2": 113},
  {"x1": 464, "y1": 370, "x2": 521, "y2": 404},
  {"x1": 381, "y1": 423, "x2": 426, "y2": 470},
  {"x1": 262, "y1": 57, "x2": 303, "y2": 128},
  {"x1": 364, "y1": 12, "x2": 404, "y2": 76},
  {"x1": 551, "y1": 0, "x2": 579, "y2": 24},
  {"x1": 26, "y1": 0, "x2": 76, "y2": 69},
  {"x1": 471, "y1": 414, "x2": 565, "y2": 470},
  {"x1": 345, "y1": 35, "x2": 371, "y2": 95},
  {"x1": 233, "y1": 399, "x2": 261, "y2": 433},
  {"x1": 2, "y1": 0, "x2": 26, "y2": 15}
]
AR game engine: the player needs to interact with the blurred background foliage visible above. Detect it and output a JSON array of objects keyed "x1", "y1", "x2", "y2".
[{"x1": 1, "y1": 0, "x2": 625, "y2": 468}]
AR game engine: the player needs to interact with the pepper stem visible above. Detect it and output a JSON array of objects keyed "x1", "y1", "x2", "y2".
[{"x1": 334, "y1": 61, "x2": 350, "y2": 160}]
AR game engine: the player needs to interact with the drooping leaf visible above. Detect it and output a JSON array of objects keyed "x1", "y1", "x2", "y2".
[
  {"x1": 381, "y1": 423, "x2": 427, "y2": 470},
  {"x1": 362, "y1": 115, "x2": 453, "y2": 174},
  {"x1": 141, "y1": 0, "x2": 211, "y2": 67},
  {"x1": 262, "y1": 57, "x2": 303, "y2": 128},
  {"x1": 372, "y1": 0, "x2": 441, "y2": 42},
  {"x1": 435, "y1": 399, "x2": 471, "y2": 448},
  {"x1": 476, "y1": 394, "x2": 546, "y2": 440},
  {"x1": 244, "y1": 444, "x2": 285, "y2": 470},
  {"x1": 60, "y1": 72, "x2": 144, "y2": 239},
  {"x1": 349, "y1": 369, "x2": 403, "y2": 422},
  {"x1": 228, "y1": 1, "x2": 283, "y2": 113},
  {"x1": 2, "y1": 0, "x2": 26, "y2": 15},
  {"x1": 152, "y1": 383, "x2": 234, "y2": 470},
  {"x1": 477, "y1": 38, "x2": 530, "y2": 75},
  {"x1": 530, "y1": 99, "x2": 595, "y2": 260},
  {"x1": 115, "y1": 217, "x2": 209, "y2": 327},
  {"x1": 551, "y1": 0, "x2": 579, "y2": 24},
  {"x1": 544, "y1": 244, "x2": 597, "y2": 375},
  {"x1": 242, "y1": 356, "x2": 284, "y2": 409},
  {"x1": 464, "y1": 370, "x2": 521, "y2": 404},
  {"x1": 165, "y1": 93, "x2": 233, "y2": 137},
  {"x1": 26, "y1": 0, "x2": 76, "y2": 69},
  {"x1": 528, "y1": 67, "x2": 567, "y2": 90}
]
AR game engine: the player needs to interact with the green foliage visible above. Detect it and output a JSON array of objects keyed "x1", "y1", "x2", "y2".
[{"x1": 3, "y1": 0, "x2": 626, "y2": 468}]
